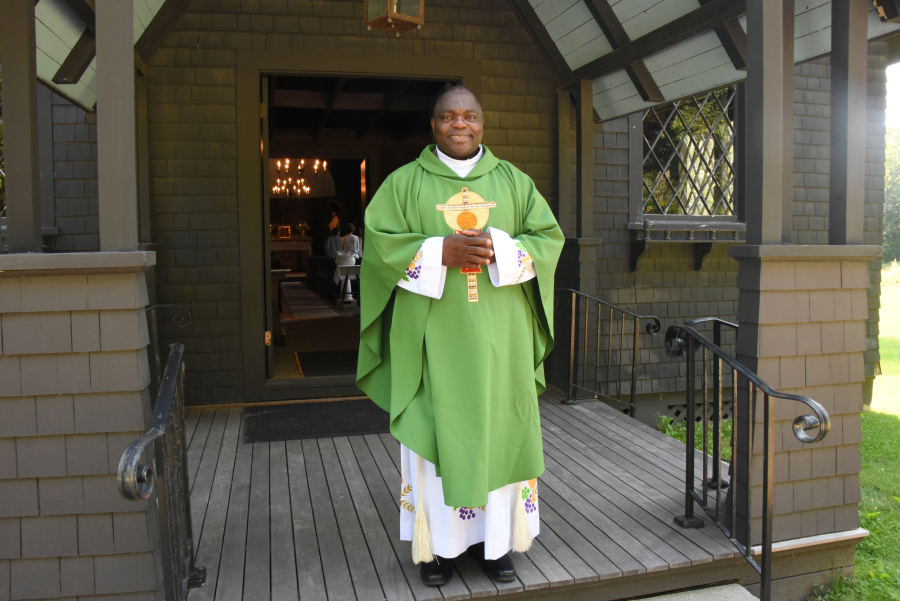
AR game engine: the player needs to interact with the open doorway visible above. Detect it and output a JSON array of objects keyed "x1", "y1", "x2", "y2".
[{"x1": 263, "y1": 75, "x2": 454, "y2": 384}]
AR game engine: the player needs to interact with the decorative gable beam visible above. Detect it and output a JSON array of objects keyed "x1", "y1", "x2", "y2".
[
  {"x1": 357, "y1": 81, "x2": 410, "y2": 141},
  {"x1": 584, "y1": 0, "x2": 663, "y2": 103},
  {"x1": 62, "y1": 0, "x2": 96, "y2": 33},
  {"x1": 558, "y1": 0, "x2": 746, "y2": 89},
  {"x1": 314, "y1": 78, "x2": 345, "y2": 141},
  {"x1": 52, "y1": 29, "x2": 96, "y2": 84},
  {"x1": 506, "y1": 0, "x2": 571, "y2": 76},
  {"x1": 135, "y1": 0, "x2": 191, "y2": 62},
  {"x1": 699, "y1": 0, "x2": 749, "y2": 70}
]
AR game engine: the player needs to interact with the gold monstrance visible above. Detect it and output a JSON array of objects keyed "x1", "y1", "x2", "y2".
[{"x1": 436, "y1": 187, "x2": 496, "y2": 302}]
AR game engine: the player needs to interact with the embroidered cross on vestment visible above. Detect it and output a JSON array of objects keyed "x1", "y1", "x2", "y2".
[{"x1": 436, "y1": 187, "x2": 496, "y2": 302}]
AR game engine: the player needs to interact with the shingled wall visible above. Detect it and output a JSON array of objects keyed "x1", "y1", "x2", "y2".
[
  {"x1": 0, "y1": 254, "x2": 160, "y2": 601},
  {"x1": 47, "y1": 93, "x2": 100, "y2": 253},
  {"x1": 36, "y1": 1, "x2": 887, "y2": 408},
  {"x1": 566, "y1": 41, "x2": 888, "y2": 420},
  {"x1": 145, "y1": 0, "x2": 559, "y2": 404}
]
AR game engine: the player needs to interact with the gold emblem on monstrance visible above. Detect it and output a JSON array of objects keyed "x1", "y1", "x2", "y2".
[{"x1": 436, "y1": 187, "x2": 496, "y2": 302}]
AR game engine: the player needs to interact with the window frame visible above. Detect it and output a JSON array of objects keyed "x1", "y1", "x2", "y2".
[{"x1": 628, "y1": 83, "x2": 746, "y2": 230}]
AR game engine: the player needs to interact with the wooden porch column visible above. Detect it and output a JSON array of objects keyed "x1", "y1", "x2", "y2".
[
  {"x1": 575, "y1": 80, "x2": 594, "y2": 239},
  {"x1": 744, "y1": 0, "x2": 790, "y2": 245},
  {"x1": 0, "y1": 0, "x2": 43, "y2": 252},
  {"x1": 96, "y1": 0, "x2": 139, "y2": 251},
  {"x1": 782, "y1": 0, "x2": 795, "y2": 244},
  {"x1": 828, "y1": 0, "x2": 868, "y2": 245},
  {"x1": 557, "y1": 89, "x2": 574, "y2": 236}
]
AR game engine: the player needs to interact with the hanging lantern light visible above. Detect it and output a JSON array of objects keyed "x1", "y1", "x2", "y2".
[
  {"x1": 873, "y1": 0, "x2": 900, "y2": 23},
  {"x1": 364, "y1": 0, "x2": 425, "y2": 36}
]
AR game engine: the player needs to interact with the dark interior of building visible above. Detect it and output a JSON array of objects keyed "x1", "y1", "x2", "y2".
[{"x1": 265, "y1": 75, "x2": 454, "y2": 380}]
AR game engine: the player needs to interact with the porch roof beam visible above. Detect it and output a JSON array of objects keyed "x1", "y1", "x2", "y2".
[
  {"x1": 699, "y1": 0, "x2": 749, "y2": 70},
  {"x1": 506, "y1": 0, "x2": 571, "y2": 76},
  {"x1": 357, "y1": 81, "x2": 410, "y2": 141},
  {"x1": 52, "y1": 29, "x2": 96, "y2": 84},
  {"x1": 0, "y1": 0, "x2": 44, "y2": 252},
  {"x1": 828, "y1": 0, "x2": 868, "y2": 245},
  {"x1": 273, "y1": 89, "x2": 432, "y2": 112},
  {"x1": 584, "y1": 0, "x2": 663, "y2": 102},
  {"x1": 62, "y1": 0, "x2": 96, "y2": 34},
  {"x1": 135, "y1": 0, "x2": 191, "y2": 62},
  {"x1": 558, "y1": 0, "x2": 747, "y2": 89},
  {"x1": 313, "y1": 78, "x2": 345, "y2": 141}
]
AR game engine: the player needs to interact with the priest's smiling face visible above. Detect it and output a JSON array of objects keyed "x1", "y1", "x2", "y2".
[{"x1": 431, "y1": 88, "x2": 484, "y2": 161}]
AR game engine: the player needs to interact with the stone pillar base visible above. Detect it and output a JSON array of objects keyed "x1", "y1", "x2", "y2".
[
  {"x1": 730, "y1": 244, "x2": 880, "y2": 545},
  {"x1": 0, "y1": 251, "x2": 161, "y2": 601}
]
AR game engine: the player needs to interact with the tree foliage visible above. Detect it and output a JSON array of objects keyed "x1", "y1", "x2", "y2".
[
  {"x1": 883, "y1": 127, "x2": 900, "y2": 263},
  {"x1": 642, "y1": 87, "x2": 736, "y2": 216}
]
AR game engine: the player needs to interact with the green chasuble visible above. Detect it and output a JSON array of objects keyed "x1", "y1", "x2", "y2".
[{"x1": 357, "y1": 145, "x2": 564, "y2": 508}]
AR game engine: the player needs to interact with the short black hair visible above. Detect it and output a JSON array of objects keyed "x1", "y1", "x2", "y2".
[
  {"x1": 331, "y1": 228, "x2": 339, "y2": 236},
  {"x1": 432, "y1": 85, "x2": 482, "y2": 119},
  {"x1": 342, "y1": 222, "x2": 355, "y2": 235}
]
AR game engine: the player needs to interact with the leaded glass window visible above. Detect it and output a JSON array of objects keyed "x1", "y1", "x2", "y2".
[{"x1": 642, "y1": 86, "x2": 737, "y2": 217}]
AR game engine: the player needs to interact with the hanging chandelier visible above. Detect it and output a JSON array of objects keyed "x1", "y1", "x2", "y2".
[{"x1": 272, "y1": 158, "x2": 327, "y2": 197}]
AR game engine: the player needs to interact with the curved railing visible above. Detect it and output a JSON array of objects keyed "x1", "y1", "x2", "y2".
[
  {"x1": 117, "y1": 343, "x2": 206, "y2": 599},
  {"x1": 664, "y1": 322, "x2": 830, "y2": 601},
  {"x1": 555, "y1": 289, "x2": 661, "y2": 416}
]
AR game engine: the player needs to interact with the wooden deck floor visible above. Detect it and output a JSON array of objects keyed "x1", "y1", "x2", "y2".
[{"x1": 183, "y1": 392, "x2": 739, "y2": 601}]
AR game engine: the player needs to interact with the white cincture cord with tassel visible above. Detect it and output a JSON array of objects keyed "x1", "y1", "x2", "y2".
[
  {"x1": 412, "y1": 454, "x2": 435, "y2": 564},
  {"x1": 512, "y1": 481, "x2": 533, "y2": 553}
]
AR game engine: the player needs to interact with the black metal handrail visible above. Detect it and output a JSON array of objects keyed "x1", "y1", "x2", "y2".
[
  {"x1": 117, "y1": 343, "x2": 206, "y2": 599},
  {"x1": 556, "y1": 289, "x2": 661, "y2": 415},
  {"x1": 145, "y1": 304, "x2": 191, "y2": 401},
  {"x1": 665, "y1": 323, "x2": 830, "y2": 601}
]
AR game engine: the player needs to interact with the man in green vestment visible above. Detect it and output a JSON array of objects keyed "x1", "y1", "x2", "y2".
[{"x1": 357, "y1": 86, "x2": 563, "y2": 586}]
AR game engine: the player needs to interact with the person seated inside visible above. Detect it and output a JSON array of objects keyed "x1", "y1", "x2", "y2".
[
  {"x1": 341, "y1": 222, "x2": 362, "y2": 264},
  {"x1": 325, "y1": 227, "x2": 342, "y2": 259}
]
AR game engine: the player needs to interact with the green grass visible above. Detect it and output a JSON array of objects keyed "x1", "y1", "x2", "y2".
[
  {"x1": 812, "y1": 269, "x2": 900, "y2": 600},
  {"x1": 812, "y1": 409, "x2": 900, "y2": 601},
  {"x1": 655, "y1": 414, "x2": 733, "y2": 462},
  {"x1": 656, "y1": 266, "x2": 900, "y2": 600}
]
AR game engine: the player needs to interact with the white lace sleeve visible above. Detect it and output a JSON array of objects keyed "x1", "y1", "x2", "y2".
[
  {"x1": 486, "y1": 227, "x2": 536, "y2": 287},
  {"x1": 396, "y1": 236, "x2": 447, "y2": 299}
]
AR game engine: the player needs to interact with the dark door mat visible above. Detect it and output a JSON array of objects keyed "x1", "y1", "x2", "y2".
[{"x1": 242, "y1": 399, "x2": 390, "y2": 443}]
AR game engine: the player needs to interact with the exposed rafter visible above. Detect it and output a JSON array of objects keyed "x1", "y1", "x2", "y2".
[
  {"x1": 52, "y1": 29, "x2": 96, "y2": 84},
  {"x1": 357, "y1": 81, "x2": 410, "y2": 141},
  {"x1": 314, "y1": 78, "x2": 345, "y2": 141},
  {"x1": 505, "y1": 0, "x2": 571, "y2": 76},
  {"x1": 61, "y1": 0, "x2": 95, "y2": 34},
  {"x1": 53, "y1": 0, "x2": 148, "y2": 86},
  {"x1": 699, "y1": 0, "x2": 749, "y2": 70},
  {"x1": 584, "y1": 0, "x2": 663, "y2": 103},
  {"x1": 134, "y1": 0, "x2": 191, "y2": 62},
  {"x1": 558, "y1": 0, "x2": 747, "y2": 89},
  {"x1": 272, "y1": 89, "x2": 433, "y2": 112}
]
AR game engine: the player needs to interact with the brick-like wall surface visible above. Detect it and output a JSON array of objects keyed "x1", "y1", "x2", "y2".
[
  {"x1": 733, "y1": 257, "x2": 868, "y2": 543},
  {"x1": 0, "y1": 269, "x2": 158, "y2": 601},
  {"x1": 48, "y1": 93, "x2": 100, "y2": 253},
  {"x1": 35, "y1": 2, "x2": 885, "y2": 408},
  {"x1": 790, "y1": 43, "x2": 887, "y2": 394},
  {"x1": 570, "y1": 42, "x2": 887, "y2": 416},
  {"x1": 146, "y1": 0, "x2": 557, "y2": 404}
]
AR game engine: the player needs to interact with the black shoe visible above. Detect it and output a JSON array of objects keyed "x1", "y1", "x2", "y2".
[
  {"x1": 467, "y1": 542, "x2": 517, "y2": 582},
  {"x1": 420, "y1": 556, "x2": 453, "y2": 586}
]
